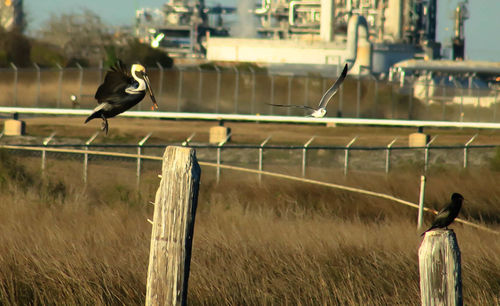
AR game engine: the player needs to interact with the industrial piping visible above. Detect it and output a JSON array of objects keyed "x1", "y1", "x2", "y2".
[{"x1": 346, "y1": 14, "x2": 371, "y2": 74}]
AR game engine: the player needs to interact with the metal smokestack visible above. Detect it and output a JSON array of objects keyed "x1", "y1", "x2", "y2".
[
  {"x1": 452, "y1": 2, "x2": 468, "y2": 60},
  {"x1": 320, "y1": 0, "x2": 335, "y2": 42}
]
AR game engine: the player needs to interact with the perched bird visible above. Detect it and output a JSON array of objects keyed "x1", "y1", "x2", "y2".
[
  {"x1": 85, "y1": 60, "x2": 158, "y2": 134},
  {"x1": 267, "y1": 63, "x2": 348, "y2": 118},
  {"x1": 421, "y1": 193, "x2": 464, "y2": 236}
]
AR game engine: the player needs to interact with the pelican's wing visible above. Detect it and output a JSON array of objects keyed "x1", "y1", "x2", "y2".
[
  {"x1": 266, "y1": 103, "x2": 316, "y2": 110},
  {"x1": 95, "y1": 60, "x2": 134, "y2": 103},
  {"x1": 317, "y1": 63, "x2": 348, "y2": 109}
]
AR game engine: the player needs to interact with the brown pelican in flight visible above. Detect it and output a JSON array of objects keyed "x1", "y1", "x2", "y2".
[
  {"x1": 85, "y1": 60, "x2": 158, "y2": 134},
  {"x1": 267, "y1": 63, "x2": 348, "y2": 118}
]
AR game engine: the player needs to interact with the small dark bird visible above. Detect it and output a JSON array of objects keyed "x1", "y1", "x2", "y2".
[
  {"x1": 421, "y1": 193, "x2": 464, "y2": 236},
  {"x1": 85, "y1": 60, "x2": 158, "y2": 134},
  {"x1": 267, "y1": 63, "x2": 348, "y2": 118}
]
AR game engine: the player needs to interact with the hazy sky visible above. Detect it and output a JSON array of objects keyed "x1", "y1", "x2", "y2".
[{"x1": 24, "y1": 0, "x2": 500, "y2": 62}]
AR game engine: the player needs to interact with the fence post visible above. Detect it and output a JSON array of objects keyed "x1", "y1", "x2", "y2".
[
  {"x1": 344, "y1": 137, "x2": 357, "y2": 176},
  {"x1": 214, "y1": 65, "x2": 221, "y2": 113},
  {"x1": 302, "y1": 136, "x2": 315, "y2": 177},
  {"x1": 216, "y1": 133, "x2": 231, "y2": 183},
  {"x1": 181, "y1": 132, "x2": 196, "y2": 146},
  {"x1": 356, "y1": 76, "x2": 361, "y2": 118},
  {"x1": 233, "y1": 66, "x2": 239, "y2": 113},
  {"x1": 304, "y1": 75, "x2": 309, "y2": 109},
  {"x1": 156, "y1": 62, "x2": 164, "y2": 104},
  {"x1": 41, "y1": 132, "x2": 56, "y2": 174},
  {"x1": 337, "y1": 58, "x2": 343, "y2": 116},
  {"x1": 424, "y1": 74, "x2": 430, "y2": 115},
  {"x1": 76, "y1": 62, "x2": 83, "y2": 102},
  {"x1": 83, "y1": 132, "x2": 99, "y2": 184},
  {"x1": 137, "y1": 132, "x2": 153, "y2": 190},
  {"x1": 463, "y1": 134, "x2": 477, "y2": 168},
  {"x1": 390, "y1": 79, "x2": 396, "y2": 118},
  {"x1": 417, "y1": 175, "x2": 426, "y2": 230},
  {"x1": 476, "y1": 88, "x2": 481, "y2": 122},
  {"x1": 459, "y1": 87, "x2": 465, "y2": 122},
  {"x1": 34, "y1": 63, "x2": 40, "y2": 107},
  {"x1": 287, "y1": 74, "x2": 293, "y2": 116},
  {"x1": 198, "y1": 66, "x2": 203, "y2": 106},
  {"x1": 10, "y1": 63, "x2": 17, "y2": 106},
  {"x1": 385, "y1": 137, "x2": 397, "y2": 174},
  {"x1": 177, "y1": 67, "x2": 183, "y2": 112},
  {"x1": 408, "y1": 81, "x2": 414, "y2": 120},
  {"x1": 373, "y1": 78, "x2": 379, "y2": 118},
  {"x1": 249, "y1": 66, "x2": 256, "y2": 114},
  {"x1": 269, "y1": 74, "x2": 275, "y2": 114},
  {"x1": 258, "y1": 136, "x2": 272, "y2": 182},
  {"x1": 442, "y1": 80, "x2": 447, "y2": 120},
  {"x1": 146, "y1": 146, "x2": 201, "y2": 306},
  {"x1": 56, "y1": 64, "x2": 63, "y2": 108},
  {"x1": 424, "y1": 135, "x2": 438, "y2": 172},
  {"x1": 339, "y1": 75, "x2": 344, "y2": 116},
  {"x1": 419, "y1": 230, "x2": 462, "y2": 306}
]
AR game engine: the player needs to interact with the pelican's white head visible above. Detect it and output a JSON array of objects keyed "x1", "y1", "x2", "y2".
[
  {"x1": 131, "y1": 64, "x2": 146, "y2": 74},
  {"x1": 130, "y1": 64, "x2": 158, "y2": 110},
  {"x1": 129, "y1": 64, "x2": 147, "y2": 91},
  {"x1": 311, "y1": 108, "x2": 327, "y2": 118}
]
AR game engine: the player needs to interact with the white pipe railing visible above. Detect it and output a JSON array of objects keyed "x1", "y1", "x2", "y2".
[{"x1": 3, "y1": 107, "x2": 500, "y2": 130}]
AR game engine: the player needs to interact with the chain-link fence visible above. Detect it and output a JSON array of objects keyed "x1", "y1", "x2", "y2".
[
  {"x1": 0, "y1": 64, "x2": 498, "y2": 122},
  {"x1": 2, "y1": 138, "x2": 498, "y2": 188}
]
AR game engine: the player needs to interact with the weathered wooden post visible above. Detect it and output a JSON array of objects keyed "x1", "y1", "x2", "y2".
[
  {"x1": 419, "y1": 230, "x2": 462, "y2": 306},
  {"x1": 417, "y1": 175, "x2": 426, "y2": 230},
  {"x1": 146, "y1": 146, "x2": 201, "y2": 306}
]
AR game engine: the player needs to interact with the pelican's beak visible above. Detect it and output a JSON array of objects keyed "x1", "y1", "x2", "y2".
[{"x1": 143, "y1": 73, "x2": 158, "y2": 110}]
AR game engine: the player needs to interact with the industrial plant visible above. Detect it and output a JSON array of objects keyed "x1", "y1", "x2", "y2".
[
  {"x1": 136, "y1": 1, "x2": 469, "y2": 72},
  {"x1": 135, "y1": 0, "x2": 499, "y2": 109}
]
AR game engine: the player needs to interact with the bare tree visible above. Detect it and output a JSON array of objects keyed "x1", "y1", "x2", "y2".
[{"x1": 37, "y1": 9, "x2": 111, "y2": 65}]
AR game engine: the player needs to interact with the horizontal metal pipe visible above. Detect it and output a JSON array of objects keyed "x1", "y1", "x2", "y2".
[
  {"x1": 2, "y1": 142, "x2": 497, "y2": 151},
  {"x1": 2, "y1": 107, "x2": 500, "y2": 130}
]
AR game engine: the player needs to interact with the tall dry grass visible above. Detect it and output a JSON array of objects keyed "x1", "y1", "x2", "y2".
[{"x1": 0, "y1": 150, "x2": 499, "y2": 305}]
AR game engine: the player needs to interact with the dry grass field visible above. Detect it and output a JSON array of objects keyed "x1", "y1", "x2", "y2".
[
  {"x1": 0, "y1": 135, "x2": 499, "y2": 305},
  {"x1": 0, "y1": 117, "x2": 499, "y2": 304}
]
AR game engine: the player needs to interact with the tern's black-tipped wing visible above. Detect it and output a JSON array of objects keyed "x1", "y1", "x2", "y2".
[
  {"x1": 317, "y1": 63, "x2": 348, "y2": 109},
  {"x1": 95, "y1": 60, "x2": 135, "y2": 104},
  {"x1": 266, "y1": 103, "x2": 316, "y2": 110}
]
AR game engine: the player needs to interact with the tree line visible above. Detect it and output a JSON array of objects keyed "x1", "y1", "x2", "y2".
[{"x1": 0, "y1": 9, "x2": 173, "y2": 68}]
